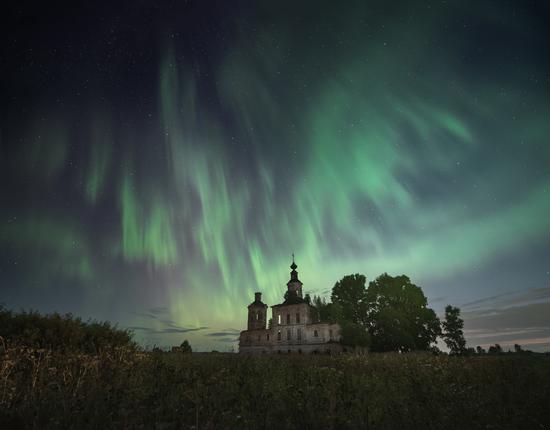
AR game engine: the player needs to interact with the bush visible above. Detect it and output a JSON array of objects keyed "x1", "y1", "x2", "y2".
[{"x1": 0, "y1": 305, "x2": 136, "y2": 353}]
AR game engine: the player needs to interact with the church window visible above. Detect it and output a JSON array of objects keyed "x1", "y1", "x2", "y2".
[
  {"x1": 297, "y1": 328, "x2": 302, "y2": 340},
  {"x1": 267, "y1": 334, "x2": 270, "y2": 341},
  {"x1": 277, "y1": 314, "x2": 281, "y2": 325},
  {"x1": 256, "y1": 312, "x2": 260, "y2": 320},
  {"x1": 286, "y1": 314, "x2": 290, "y2": 324},
  {"x1": 329, "y1": 329, "x2": 333, "y2": 338},
  {"x1": 314, "y1": 330, "x2": 318, "y2": 337},
  {"x1": 277, "y1": 330, "x2": 281, "y2": 341},
  {"x1": 296, "y1": 313, "x2": 300, "y2": 323},
  {"x1": 287, "y1": 329, "x2": 291, "y2": 340}
]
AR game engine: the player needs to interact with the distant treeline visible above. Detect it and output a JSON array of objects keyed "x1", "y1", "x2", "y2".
[{"x1": 0, "y1": 305, "x2": 136, "y2": 353}]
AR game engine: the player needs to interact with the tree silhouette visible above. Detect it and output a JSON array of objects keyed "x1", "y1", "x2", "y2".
[
  {"x1": 442, "y1": 305, "x2": 467, "y2": 355},
  {"x1": 331, "y1": 274, "x2": 368, "y2": 324},
  {"x1": 488, "y1": 344, "x2": 502, "y2": 354},
  {"x1": 340, "y1": 322, "x2": 371, "y2": 347},
  {"x1": 365, "y1": 273, "x2": 441, "y2": 352},
  {"x1": 180, "y1": 339, "x2": 192, "y2": 353},
  {"x1": 312, "y1": 295, "x2": 344, "y2": 323}
]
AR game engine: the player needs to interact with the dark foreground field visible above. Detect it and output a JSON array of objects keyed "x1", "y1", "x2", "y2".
[{"x1": 1, "y1": 347, "x2": 549, "y2": 429}]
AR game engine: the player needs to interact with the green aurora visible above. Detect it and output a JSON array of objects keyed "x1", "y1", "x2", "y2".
[{"x1": 1, "y1": 1, "x2": 550, "y2": 350}]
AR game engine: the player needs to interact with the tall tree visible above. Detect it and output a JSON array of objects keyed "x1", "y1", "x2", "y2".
[
  {"x1": 365, "y1": 273, "x2": 441, "y2": 352},
  {"x1": 331, "y1": 274, "x2": 367, "y2": 324},
  {"x1": 180, "y1": 339, "x2": 192, "y2": 353},
  {"x1": 488, "y1": 344, "x2": 502, "y2": 354},
  {"x1": 442, "y1": 305, "x2": 467, "y2": 355},
  {"x1": 311, "y1": 296, "x2": 344, "y2": 323},
  {"x1": 340, "y1": 322, "x2": 371, "y2": 348}
]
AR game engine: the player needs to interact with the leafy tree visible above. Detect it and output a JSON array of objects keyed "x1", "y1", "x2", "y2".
[
  {"x1": 488, "y1": 344, "x2": 502, "y2": 354},
  {"x1": 365, "y1": 273, "x2": 441, "y2": 352},
  {"x1": 310, "y1": 296, "x2": 321, "y2": 322},
  {"x1": 340, "y1": 322, "x2": 371, "y2": 348},
  {"x1": 514, "y1": 343, "x2": 523, "y2": 353},
  {"x1": 180, "y1": 340, "x2": 192, "y2": 353},
  {"x1": 324, "y1": 302, "x2": 344, "y2": 323},
  {"x1": 476, "y1": 345, "x2": 486, "y2": 355},
  {"x1": 331, "y1": 274, "x2": 367, "y2": 324},
  {"x1": 312, "y1": 296, "x2": 344, "y2": 323},
  {"x1": 442, "y1": 305, "x2": 467, "y2": 355}
]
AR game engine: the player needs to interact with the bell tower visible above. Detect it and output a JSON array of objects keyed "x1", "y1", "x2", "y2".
[
  {"x1": 286, "y1": 254, "x2": 303, "y2": 298},
  {"x1": 247, "y1": 292, "x2": 267, "y2": 330}
]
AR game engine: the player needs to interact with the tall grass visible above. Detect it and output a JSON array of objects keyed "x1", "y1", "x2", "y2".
[{"x1": 1, "y1": 344, "x2": 549, "y2": 429}]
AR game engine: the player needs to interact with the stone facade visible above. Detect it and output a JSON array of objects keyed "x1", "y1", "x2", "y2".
[{"x1": 239, "y1": 259, "x2": 343, "y2": 354}]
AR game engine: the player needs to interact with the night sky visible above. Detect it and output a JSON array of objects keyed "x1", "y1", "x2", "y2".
[{"x1": 1, "y1": 1, "x2": 550, "y2": 351}]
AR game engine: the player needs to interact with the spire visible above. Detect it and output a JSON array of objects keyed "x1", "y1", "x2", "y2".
[
  {"x1": 289, "y1": 254, "x2": 299, "y2": 281},
  {"x1": 290, "y1": 253, "x2": 297, "y2": 270},
  {"x1": 286, "y1": 253, "x2": 303, "y2": 298}
]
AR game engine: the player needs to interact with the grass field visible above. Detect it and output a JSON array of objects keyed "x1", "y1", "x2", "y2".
[{"x1": 1, "y1": 346, "x2": 549, "y2": 429}]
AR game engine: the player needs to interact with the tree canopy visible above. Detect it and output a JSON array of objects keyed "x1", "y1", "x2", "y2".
[
  {"x1": 314, "y1": 273, "x2": 442, "y2": 352},
  {"x1": 365, "y1": 274, "x2": 441, "y2": 352},
  {"x1": 331, "y1": 274, "x2": 367, "y2": 324},
  {"x1": 340, "y1": 322, "x2": 371, "y2": 348},
  {"x1": 442, "y1": 305, "x2": 467, "y2": 355},
  {"x1": 180, "y1": 339, "x2": 192, "y2": 353}
]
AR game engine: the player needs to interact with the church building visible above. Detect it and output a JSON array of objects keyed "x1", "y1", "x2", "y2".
[{"x1": 239, "y1": 258, "x2": 342, "y2": 354}]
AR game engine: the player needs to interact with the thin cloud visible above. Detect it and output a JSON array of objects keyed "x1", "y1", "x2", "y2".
[
  {"x1": 148, "y1": 306, "x2": 169, "y2": 315},
  {"x1": 159, "y1": 327, "x2": 209, "y2": 334},
  {"x1": 462, "y1": 287, "x2": 550, "y2": 311},
  {"x1": 206, "y1": 331, "x2": 240, "y2": 337},
  {"x1": 131, "y1": 312, "x2": 159, "y2": 320},
  {"x1": 461, "y1": 288, "x2": 550, "y2": 351},
  {"x1": 217, "y1": 336, "x2": 240, "y2": 343}
]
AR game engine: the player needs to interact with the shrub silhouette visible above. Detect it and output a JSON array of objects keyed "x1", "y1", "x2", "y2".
[{"x1": 0, "y1": 305, "x2": 135, "y2": 353}]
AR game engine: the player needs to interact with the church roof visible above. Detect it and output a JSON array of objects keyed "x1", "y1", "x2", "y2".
[
  {"x1": 248, "y1": 300, "x2": 267, "y2": 308},
  {"x1": 272, "y1": 298, "x2": 310, "y2": 308}
]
